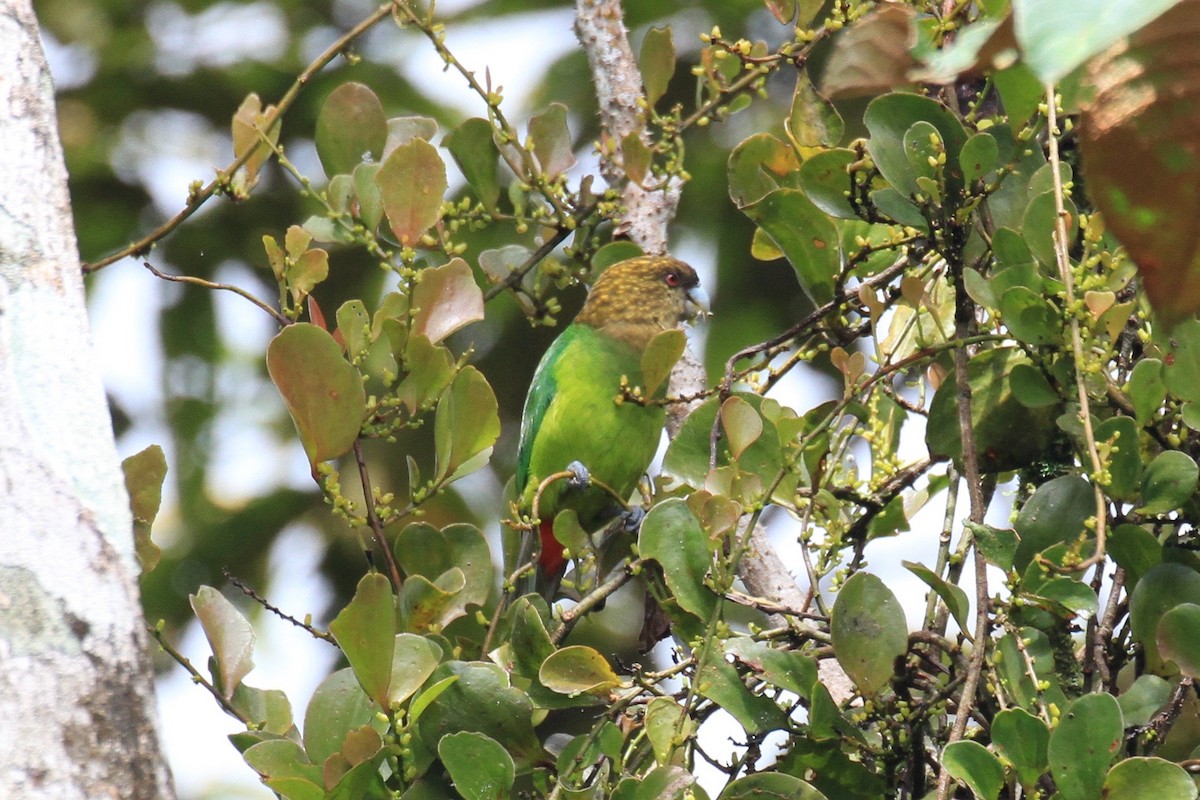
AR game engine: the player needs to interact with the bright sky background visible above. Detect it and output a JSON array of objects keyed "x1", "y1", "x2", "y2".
[{"x1": 52, "y1": 2, "x2": 1014, "y2": 797}]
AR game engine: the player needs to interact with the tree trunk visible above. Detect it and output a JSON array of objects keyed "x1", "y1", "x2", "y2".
[{"x1": 0, "y1": 2, "x2": 176, "y2": 797}]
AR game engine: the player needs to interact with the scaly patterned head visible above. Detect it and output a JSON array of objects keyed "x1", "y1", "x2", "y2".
[{"x1": 574, "y1": 256, "x2": 707, "y2": 351}]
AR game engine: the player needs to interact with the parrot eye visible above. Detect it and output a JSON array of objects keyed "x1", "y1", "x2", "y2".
[{"x1": 664, "y1": 271, "x2": 680, "y2": 287}]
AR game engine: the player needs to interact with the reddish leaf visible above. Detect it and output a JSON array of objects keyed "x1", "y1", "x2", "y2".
[
  {"x1": 820, "y1": 5, "x2": 918, "y2": 99},
  {"x1": 1080, "y1": 0, "x2": 1200, "y2": 324},
  {"x1": 376, "y1": 138, "x2": 447, "y2": 246},
  {"x1": 528, "y1": 102, "x2": 576, "y2": 179},
  {"x1": 410, "y1": 258, "x2": 485, "y2": 345},
  {"x1": 266, "y1": 323, "x2": 365, "y2": 466}
]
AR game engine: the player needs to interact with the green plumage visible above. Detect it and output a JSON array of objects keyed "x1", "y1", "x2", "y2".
[
  {"x1": 516, "y1": 322, "x2": 664, "y2": 529},
  {"x1": 512, "y1": 256, "x2": 706, "y2": 584}
]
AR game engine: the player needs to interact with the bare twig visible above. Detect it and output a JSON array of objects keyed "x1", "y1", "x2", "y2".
[
  {"x1": 353, "y1": 440, "x2": 404, "y2": 592},
  {"x1": 1046, "y1": 84, "x2": 1108, "y2": 572},
  {"x1": 142, "y1": 261, "x2": 290, "y2": 327},
  {"x1": 223, "y1": 569, "x2": 336, "y2": 644},
  {"x1": 936, "y1": 220, "x2": 992, "y2": 800},
  {"x1": 83, "y1": 3, "x2": 395, "y2": 274},
  {"x1": 148, "y1": 623, "x2": 252, "y2": 725}
]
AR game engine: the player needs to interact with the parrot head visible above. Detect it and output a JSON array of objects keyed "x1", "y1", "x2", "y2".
[{"x1": 575, "y1": 256, "x2": 708, "y2": 349}]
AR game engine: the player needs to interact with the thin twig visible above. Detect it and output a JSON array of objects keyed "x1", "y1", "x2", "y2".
[
  {"x1": 936, "y1": 219, "x2": 992, "y2": 800},
  {"x1": 223, "y1": 569, "x2": 337, "y2": 644},
  {"x1": 148, "y1": 622, "x2": 252, "y2": 725},
  {"x1": 353, "y1": 440, "x2": 404, "y2": 591},
  {"x1": 1045, "y1": 84, "x2": 1109, "y2": 572},
  {"x1": 83, "y1": 3, "x2": 395, "y2": 274},
  {"x1": 142, "y1": 261, "x2": 290, "y2": 327}
]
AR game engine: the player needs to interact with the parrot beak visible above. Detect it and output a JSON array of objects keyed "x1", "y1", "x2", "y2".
[{"x1": 684, "y1": 285, "x2": 711, "y2": 323}]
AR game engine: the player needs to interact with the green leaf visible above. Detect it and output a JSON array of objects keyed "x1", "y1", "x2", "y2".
[
  {"x1": 438, "y1": 732, "x2": 515, "y2": 800},
  {"x1": 230, "y1": 684, "x2": 293, "y2": 736},
  {"x1": 389, "y1": 633, "x2": 442, "y2": 707},
  {"x1": 999, "y1": 286, "x2": 1060, "y2": 345},
  {"x1": 641, "y1": 329, "x2": 686, "y2": 397},
  {"x1": 719, "y1": 773, "x2": 827, "y2": 799},
  {"x1": 303, "y1": 668, "x2": 376, "y2": 764},
  {"x1": 870, "y1": 187, "x2": 928, "y2": 228},
  {"x1": 724, "y1": 638, "x2": 817, "y2": 698},
  {"x1": 864, "y1": 92, "x2": 968, "y2": 198},
  {"x1": 903, "y1": 561, "x2": 969, "y2": 633},
  {"x1": 640, "y1": 26, "x2": 675, "y2": 108},
  {"x1": 696, "y1": 655, "x2": 788, "y2": 734},
  {"x1": 1022, "y1": 190, "x2": 1078, "y2": 269},
  {"x1": 622, "y1": 131, "x2": 652, "y2": 186},
  {"x1": 1117, "y1": 675, "x2": 1173, "y2": 727},
  {"x1": 1131, "y1": 563, "x2": 1200, "y2": 670},
  {"x1": 1012, "y1": 0, "x2": 1179, "y2": 83},
  {"x1": 1009, "y1": 362, "x2": 1059, "y2": 408},
  {"x1": 243, "y1": 740, "x2": 322, "y2": 795},
  {"x1": 266, "y1": 323, "x2": 366, "y2": 466},
  {"x1": 798, "y1": 148, "x2": 858, "y2": 219},
  {"x1": 352, "y1": 163, "x2": 384, "y2": 231},
  {"x1": 942, "y1": 740, "x2": 1004, "y2": 800},
  {"x1": 377, "y1": 138, "x2": 447, "y2": 246},
  {"x1": 528, "y1": 102, "x2": 575, "y2": 179},
  {"x1": 540, "y1": 646, "x2": 621, "y2": 696},
  {"x1": 727, "y1": 134, "x2": 799, "y2": 209},
  {"x1": 1013, "y1": 475, "x2": 1095, "y2": 572},
  {"x1": 645, "y1": 697, "x2": 691, "y2": 766},
  {"x1": 831, "y1": 572, "x2": 907, "y2": 695},
  {"x1": 336, "y1": 300, "x2": 371, "y2": 361},
  {"x1": 1164, "y1": 322, "x2": 1200, "y2": 402},
  {"x1": 411, "y1": 258, "x2": 484, "y2": 345},
  {"x1": 122, "y1": 444, "x2": 166, "y2": 573},
  {"x1": 926, "y1": 348, "x2": 1059, "y2": 475},
  {"x1": 1047, "y1": 693, "x2": 1123, "y2": 800},
  {"x1": 1158, "y1": 603, "x2": 1200, "y2": 678},
  {"x1": 995, "y1": 627, "x2": 1067, "y2": 712},
  {"x1": 329, "y1": 573, "x2": 396, "y2": 707},
  {"x1": 1138, "y1": 450, "x2": 1199, "y2": 515},
  {"x1": 1102, "y1": 757, "x2": 1198, "y2": 800},
  {"x1": 992, "y1": 708, "x2": 1049, "y2": 790},
  {"x1": 968, "y1": 522, "x2": 1019, "y2": 572},
  {"x1": 720, "y1": 396, "x2": 763, "y2": 461},
  {"x1": 394, "y1": 522, "x2": 492, "y2": 610},
  {"x1": 415, "y1": 661, "x2": 544, "y2": 773},
  {"x1": 639, "y1": 498, "x2": 719, "y2": 620},
  {"x1": 397, "y1": 570, "x2": 465, "y2": 632},
  {"x1": 316, "y1": 82, "x2": 387, "y2": 178},
  {"x1": 959, "y1": 131, "x2": 1000, "y2": 183},
  {"x1": 1095, "y1": 415, "x2": 1142, "y2": 501},
  {"x1": 743, "y1": 188, "x2": 840, "y2": 305},
  {"x1": 443, "y1": 118, "x2": 501, "y2": 213},
  {"x1": 190, "y1": 586, "x2": 255, "y2": 701},
  {"x1": 786, "y1": 72, "x2": 843, "y2": 148},
  {"x1": 1108, "y1": 523, "x2": 1162, "y2": 587},
  {"x1": 433, "y1": 366, "x2": 500, "y2": 484}
]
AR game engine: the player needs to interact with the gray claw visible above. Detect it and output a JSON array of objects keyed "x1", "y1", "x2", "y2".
[
  {"x1": 567, "y1": 460, "x2": 590, "y2": 489},
  {"x1": 620, "y1": 506, "x2": 645, "y2": 532}
]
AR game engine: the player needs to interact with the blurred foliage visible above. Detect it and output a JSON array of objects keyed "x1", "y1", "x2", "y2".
[{"x1": 47, "y1": 0, "x2": 1200, "y2": 797}]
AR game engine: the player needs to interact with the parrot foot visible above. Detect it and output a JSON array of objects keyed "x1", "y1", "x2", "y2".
[
  {"x1": 566, "y1": 460, "x2": 590, "y2": 489},
  {"x1": 619, "y1": 506, "x2": 646, "y2": 532}
]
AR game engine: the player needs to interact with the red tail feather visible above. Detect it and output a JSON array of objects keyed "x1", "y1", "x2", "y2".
[{"x1": 538, "y1": 518, "x2": 566, "y2": 577}]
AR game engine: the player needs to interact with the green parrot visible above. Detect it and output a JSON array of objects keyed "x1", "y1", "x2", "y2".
[{"x1": 514, "y1": 255, "x2": 708, "y2": 591}]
